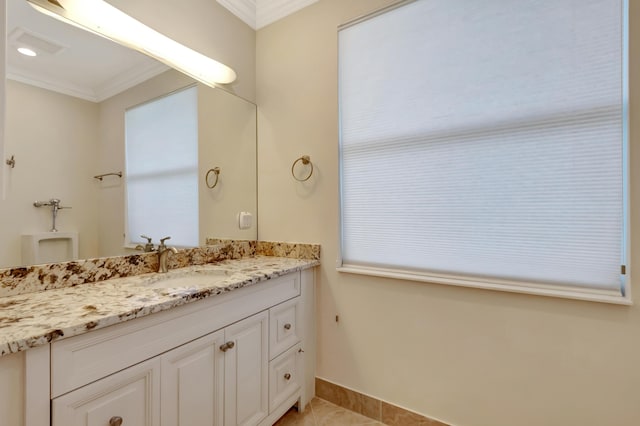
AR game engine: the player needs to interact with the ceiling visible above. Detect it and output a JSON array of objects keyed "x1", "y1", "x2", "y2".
[
  {"x1": 6, "y1": 0, "x2": 318, "y2": 103},
  {"x1": 7, "y1": 0, "x2": 168, "y2": 102}
]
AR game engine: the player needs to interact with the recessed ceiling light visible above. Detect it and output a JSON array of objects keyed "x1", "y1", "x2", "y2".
[{"x1": 17, "y1": 47, "x2": 37, "y2": 56}]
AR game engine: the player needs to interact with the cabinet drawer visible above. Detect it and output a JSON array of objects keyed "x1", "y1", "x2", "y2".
[
  {"x1": 269, "y1": 297, "x2": 301, "y2": 360},
  {"x1": 52, "y1": 357, "x2": 160, "y2": 426},
  {"x1": 268, "y1": 344, "x2": 302, "y2": 413}
]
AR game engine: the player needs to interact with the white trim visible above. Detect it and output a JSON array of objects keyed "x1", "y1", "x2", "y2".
[
  {"x1": 7, "y1": 61, "x2": 168, "y2": 102},
  {"x1": 7, "y1": 68, "x2": 97, "y2": 101},
  {"x1": 621, "y1": 0, "x2": 632, "y2": 303},
  {"x1": 216, "y1": 0, "x2": 319, "y2": 30},
  {"x1": 0, "y1": 0, "x2": 6, "y2": 200},
  {"x1": 256, "y1": 0, "x2": 319, "y2": 29},
  {"x1": 217, "y1": 0, "x2": 256, "y2": 29},
  {"x1": 337, "y1": 264, "x2": 632, "y2": 305},
  {"x1": 25, "y1": 344, "x2": 50, "y2": 426},
  {"x1": 94, "y1": 62, "x2": 169, "y2": 102}
]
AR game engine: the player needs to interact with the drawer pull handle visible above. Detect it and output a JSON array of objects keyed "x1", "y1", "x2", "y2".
[
  {"x1": 220, "y1": 341, "x2": 235, "y2": 352},
  {"x1": 284, "y1": 373, "x2": 291, "y2": 380},
  {"x1": 284, "y1": 323, "x2": 292, "y2": 330},
  {"x1": 109, "y1": 416, "x2": 123, "y2": 426}
]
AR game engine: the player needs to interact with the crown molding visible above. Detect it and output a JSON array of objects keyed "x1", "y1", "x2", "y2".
[
  {"x1": 95, "y1": 62, "x2": 169, "y2": 102},
  {"x1": 256, "y1": 0, "x2": 319, "y2": 29},
  {"x1": 7, "y1": 61, "x2": 169, "y2": 103},
  {"x1": 217, "y1": 0, "x2": 257, "y2": 29},
  {"x1": 217, "y1": 0, "x2": 319, "y2": 30}
]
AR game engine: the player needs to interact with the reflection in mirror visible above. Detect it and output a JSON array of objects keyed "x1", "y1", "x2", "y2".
[{"x1": 0, "y1": 1, "x2": 257, "y2": 269}]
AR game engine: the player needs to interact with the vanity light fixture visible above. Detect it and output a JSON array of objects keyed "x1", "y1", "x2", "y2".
[
  {"x1": 25, "y1": 0, "x2": 237, "y2": 86},
  {"x1": 17, "y1": 47, "x2": 37, "y2": 56}
]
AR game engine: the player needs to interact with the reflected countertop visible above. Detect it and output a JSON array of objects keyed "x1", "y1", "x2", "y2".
[{"x1": 0, "y1": 256, "x2": 319, "y2": 357}]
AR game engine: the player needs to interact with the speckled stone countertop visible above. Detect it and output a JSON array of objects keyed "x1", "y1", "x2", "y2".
[{"x1": 0, "y1": 250, "x2": 319, "y2": 357}]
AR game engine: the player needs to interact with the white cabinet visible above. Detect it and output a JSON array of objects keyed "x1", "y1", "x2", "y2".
[
  {"x1": 269, "y1": 344, "x2": 302, "y2": 413},
  {"x1": 20, "y1": 269, "x2": 315, "y2": 426},
  {"x1": 160, "y1": 312, "x2": 270, "y2": 426},
  {"x1": 0, "y1": 351, "x2": 26, "y2": 426},
  {"x1": 52, "y1": 358, "x2": 160, "y2": 426},
  {"x1": 161, "y1": 329, "x2": 225, "y2": 426},
  {"x1": 224, "y1": 311, "x2": 269, "y2": 426},
  {"x1": 269, "y1": 297, "x2": 301, "y2": 360}
]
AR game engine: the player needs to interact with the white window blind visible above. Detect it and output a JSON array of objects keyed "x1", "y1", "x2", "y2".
[
  {"x1": 338, "y1": 0, "x2": 627, "y2": 297},
  {"x1": 125, "y1": 86, "x2": 198, "y2": 247}
]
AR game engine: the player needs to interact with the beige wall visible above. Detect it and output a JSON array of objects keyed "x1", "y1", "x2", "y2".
[
  {"x1": 257, "y1": 1, "x2": 640, "y2": 425},
  {"x1": 198, "y1": 87, "x2": 258, "y2": 241},
  {"x1": 0, "y1": 81, "x2": 100, "y2": 267}
]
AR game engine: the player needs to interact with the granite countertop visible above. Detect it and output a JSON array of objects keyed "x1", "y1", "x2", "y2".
[{"x1": 0, "y1": 256, "x2": 319, "y2": 357}]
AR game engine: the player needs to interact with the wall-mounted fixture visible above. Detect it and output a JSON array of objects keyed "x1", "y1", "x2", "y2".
[
  {"x1": 5, "y1": 155, "x2": 15, "y2": 168},
  {"x1": 291, "y1": 155, "x2": 314, "y2": 181},
  {"x1": 93, "y1": 171, "x2": 122, "y2": 181},
  {"x1": 205, "y1": 167, "x2": 221, "y2": 189},
  {"x1": 33, "y1": 198, "x2": 71, "y2": 232},
  {"x1": 26, "y1": 0, "x2": 237, "y2": 87}
]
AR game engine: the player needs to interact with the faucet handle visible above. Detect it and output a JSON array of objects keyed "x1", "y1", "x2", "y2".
[
  {"x1": 140, "y1": 235, "x2": 153, "y2": 243},
  {"x1": 160, "y1": 236, "x2": 172, "y2": 245}
]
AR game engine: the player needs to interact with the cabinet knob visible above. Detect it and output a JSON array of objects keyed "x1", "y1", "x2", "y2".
[
  {"x1": 109, "y1": 416, "x2": 123, "y2": 426},
  {"x1": 284, "y1": 373, "x2": 291, "y2": 380},
  {"x1": 284, "y1": 323, "x2": 292, "y2": 330},
  {"x1": 219, "y1": 341, "x2": 235, "y2": 352}
]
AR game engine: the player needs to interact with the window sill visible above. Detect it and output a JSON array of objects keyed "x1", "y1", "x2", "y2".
[{"x1": 337, "y1": 264, "x2": 632, "y2": 305}]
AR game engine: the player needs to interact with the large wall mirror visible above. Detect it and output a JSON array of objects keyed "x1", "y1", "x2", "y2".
[{"x1": 0, "y1": 0, "x2": 257, "y2": 269}]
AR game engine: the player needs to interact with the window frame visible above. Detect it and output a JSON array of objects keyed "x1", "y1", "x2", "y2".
[{"x1": 336, "y1": 0, "x2": 631, "y2": 305}]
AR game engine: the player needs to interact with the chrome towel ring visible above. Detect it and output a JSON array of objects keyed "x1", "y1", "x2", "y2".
[
  {"x1": 291, "y1": 155, "x2": 313, "y2": 182},
  {"x1": 206, "y1": 167, "x2": 221, "y2": 188}
]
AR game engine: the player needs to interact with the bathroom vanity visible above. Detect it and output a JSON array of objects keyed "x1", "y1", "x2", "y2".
[{"x1": 0, "y1": 250, "x2": 318, "y2": 426}]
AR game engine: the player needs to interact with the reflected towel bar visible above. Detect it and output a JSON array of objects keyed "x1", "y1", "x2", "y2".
[{"x1": 94, "y1": 172, "x2": 122, "y2": 181}]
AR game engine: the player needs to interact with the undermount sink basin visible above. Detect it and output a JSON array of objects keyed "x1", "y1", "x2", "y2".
[{"x1": 140, "y1": 269, "x2": 231, "y2": 289}]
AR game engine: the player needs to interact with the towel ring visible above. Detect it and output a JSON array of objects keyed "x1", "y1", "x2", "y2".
[
  {"x1": 206, "y1": 167, "x2": 221, "y2": 188},
  {"x1": 291, "y1": 155, "x2": 313, "y2": 182}
]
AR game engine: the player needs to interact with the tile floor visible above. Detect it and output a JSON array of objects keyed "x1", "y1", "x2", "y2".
[{"x1": 274, "y1": 397, "x2": 386, "y2": 425}]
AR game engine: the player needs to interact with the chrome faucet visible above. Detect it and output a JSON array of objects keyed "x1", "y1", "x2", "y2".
[
  {"x1": 157, "y1": 236, "x2": 178, "y2": 273},
  {"x1": 135, "y1": 235, "x2": 155, "y2": 252}
]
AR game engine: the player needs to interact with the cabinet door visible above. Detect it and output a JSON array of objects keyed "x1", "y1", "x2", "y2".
[
  {"x1": 52, "y1": 357, "x2": 160, "y2": 426},
  {"x1": 161, "y1": 329, "x2": 225, "y2": 426},
  {"x1": 224, "y1": 311, "x2": 269, "y2": 426}
]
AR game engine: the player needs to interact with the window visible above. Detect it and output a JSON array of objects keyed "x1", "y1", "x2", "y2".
[
  {"x1": 125, "y1": 86, "x2": 198, "y2": 247},
  {"x1": 338, "y1": 0, "x2": 629, "y2": 303}
]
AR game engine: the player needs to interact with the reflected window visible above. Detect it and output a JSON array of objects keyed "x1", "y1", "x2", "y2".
[{"x1": 125, "y1": 86, "x2": 198, "y2": 247}]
